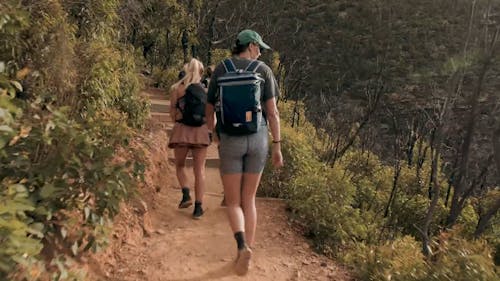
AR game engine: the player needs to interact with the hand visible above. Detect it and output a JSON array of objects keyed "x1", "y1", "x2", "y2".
[
  {"x1": 271, "y1": 143, "x2": 284, "y2": 168},
  {"x1": 210, "y1": 132, "x2": 219, "y2": 145}
]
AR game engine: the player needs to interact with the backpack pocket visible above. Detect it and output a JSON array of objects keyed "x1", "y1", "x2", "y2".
[{"x1": 218, "y1": 82, "x2": 262, "y2": 135}]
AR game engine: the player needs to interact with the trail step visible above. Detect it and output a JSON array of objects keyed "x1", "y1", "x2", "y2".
[
  {"x1": 151, "y1": 103, "x2": 170, "y2": 113},
  {"x1": 151, "y1": 113, "x2": 171, "y2": 122},
  {"x1": 141, "y1": 87, "x2": 168, "y2": 100},
  {"x1": 168, "y1": 157, "x2": 220, "y2": 168},
  {"x1": 150, "y1": 99, "x2": 170, "y2": 106}
]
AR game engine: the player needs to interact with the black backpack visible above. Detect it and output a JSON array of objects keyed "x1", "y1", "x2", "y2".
[
  {"x1": 177, "y1": 83, "x2": 207, "y2": 127},
  {"x1": 215, "y1": 59, "x2": 264, "y2": 135}
]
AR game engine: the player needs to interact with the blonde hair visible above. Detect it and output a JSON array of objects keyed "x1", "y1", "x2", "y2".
[{"x1": 171, "y1": 58, "x2": 204, "y2": 91}]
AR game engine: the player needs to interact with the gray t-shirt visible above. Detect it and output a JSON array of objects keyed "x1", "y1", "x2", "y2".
[{"x1": 207, "y1": 57, "x2": 280, "y2": 106}]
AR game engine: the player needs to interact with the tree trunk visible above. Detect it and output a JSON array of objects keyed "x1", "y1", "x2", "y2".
[
  {"x1": 421, "y1": 142, "x2": 442, "y2": 256},
  {"x1": 474, "y1": 125, "x2": 500, "y2": 237},
  {"x1": 384, "y1": 160, "x2": 401, "y2": 218},
  {"x1": 446, "y1": 54, "x2": 491, "y2": 227},
  {"x1": 474, "y1": 197, "x2": 500, "y2": 238},
  {"x1": 494, "y1": 125, "x2": 500, "y2": 177}
]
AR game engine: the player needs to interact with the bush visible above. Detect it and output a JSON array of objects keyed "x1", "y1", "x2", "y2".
[
  {"x1": 344, "y1": 236, "x2": 427, "y2": 281},
  {"x1": 287, "y1": 167, "x2": 369, "y2": 255},
  {"x1": 1, "y1": 1, "x2": 147, "y2": 279},
  {"x1": 151, "y1": 66, "x2": 181, "y2": 89},
  {"x1": 260, "y1": 125, "x2": 321, "y2": 198},
  {"x1": 260, "y1": 100, "x2": 323, "y2": 198},
  {"x1": 425, "y1": 229, "x2": 498, "y2": 281}
]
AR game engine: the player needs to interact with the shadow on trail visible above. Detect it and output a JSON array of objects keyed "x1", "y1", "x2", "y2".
[{"x1": 166, "y1": 261, "x2": 235, "y2": 281}]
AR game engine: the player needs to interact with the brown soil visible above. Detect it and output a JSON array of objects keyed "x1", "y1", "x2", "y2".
[{"x1": 85, "y1": 88, "x2": 352, "y2": 281}]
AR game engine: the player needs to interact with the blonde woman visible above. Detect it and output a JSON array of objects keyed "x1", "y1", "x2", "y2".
[{"x1": 168, "y1": 58, "x2": 210, "y2": 219}]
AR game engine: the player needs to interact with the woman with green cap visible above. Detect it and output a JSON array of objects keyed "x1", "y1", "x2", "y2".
[{"x1": 206, "y1": 29, "x2": 284, "y2": 276}]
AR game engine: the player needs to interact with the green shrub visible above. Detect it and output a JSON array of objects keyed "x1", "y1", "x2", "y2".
[
  {"x1": 1, "y1": 1, "x2": 147, "y2": 279},
  {"x1": 260, "y1": 125, "x2": 321, "y2": 198},
  {"x1": 425, "y1": 229, "x2": 498, "y2": 281},
  {"x1": 288, "y1": 168, "x2": 368, "y2": 255},
  {"x1": 390, "y1": 195, "x2": 447, "y2": 238},
  {"x1": 151, "y1": 66, "x2": 180, "y2": 89},
  {"x1": 345, "y1": 229, "x2": 499, "y2": 281},
  {"x1": 260, "y1": 100, "x2": 323, "y2": 198},
  {"x1": 344, "y1": 236, "x2": 427, "y2": 281}
]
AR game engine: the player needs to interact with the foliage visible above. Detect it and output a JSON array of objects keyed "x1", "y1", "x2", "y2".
[
  {"x1": 261, "y1": 99, "x2": 498, "y2": 276},
  {"x1": 0, "y1": 0, "x2": 149, "y2": 279},
  {"x1": 151, "y1": 66, "x2": 182, "y2": 89},
  {"x1": 260, "y1": 100, "x2": 323, "y2": 198},
  {"x1": 344, "y1": 236, "x2": 427, "y2": 281},
  {"x1": 118, "y1": 0, "x2": 192, "y2": 68},
  {"x1": 78, "y1": 41, "x2": 148, "y2": 128},
  {"x1": 345, "y1": 231, "x2": 499, "y2": 281},
  {"x1": 424, "y1": 228, "x2": 499, "y2": 281}
]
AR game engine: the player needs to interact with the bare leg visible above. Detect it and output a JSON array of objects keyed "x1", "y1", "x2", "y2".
[
  {"x1": 174, "y1": 146, "x2": 189, "y2": 188},
  {"x1": 222, "y1": 173, "x2": 244, "y2": 232},
  {"x1": 241, "y1": 173, "x2": 262, "y2": 247},
  {"x1": 224, "y1": 173, "x2": 254, "y2": 276},
  {"x1": 191, "y1": 147, "x2": 207, "y2": 203}
]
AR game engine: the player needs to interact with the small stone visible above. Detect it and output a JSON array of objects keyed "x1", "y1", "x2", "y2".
[
  {"x1": 155, "y1": 229, "x2": 165, "y2": 235},
  {"x1": 320, "y1": 262, "x2": 328, "y2": 267}
]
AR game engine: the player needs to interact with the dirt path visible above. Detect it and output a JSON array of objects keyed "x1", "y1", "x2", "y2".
[{"x1": 87, "y1": 88, "x2": 351, "y2": 281}]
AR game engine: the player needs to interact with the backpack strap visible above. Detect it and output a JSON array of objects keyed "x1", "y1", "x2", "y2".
[
  {"x1": 222, "y1": 59, "x2": 237, "y2": 73},
  {"x1": 245, "y1": 60, "x2": 263, "y2": 72}
]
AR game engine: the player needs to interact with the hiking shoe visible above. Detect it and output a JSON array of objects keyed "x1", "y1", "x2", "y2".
[
  {"x1": 178, "y1": 187, "x2": 192, "y2": 209},
  {"x1": 235, "y1": 246, "x2": 252, "y2": 276},
  {"x1": 192, "y1": 204, "x2": 204, "y2": 220}
]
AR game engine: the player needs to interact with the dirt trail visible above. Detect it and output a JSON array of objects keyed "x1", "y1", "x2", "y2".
[{"x1": 87, "y1": 88, "x2": 351, "y2": 281}]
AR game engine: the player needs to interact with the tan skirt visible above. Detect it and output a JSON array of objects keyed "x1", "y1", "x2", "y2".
[{"x1": 168, "y1": 122, "x2": 210, "y2": 148}]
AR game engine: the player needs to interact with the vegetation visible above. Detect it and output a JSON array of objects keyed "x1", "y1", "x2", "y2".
[
  {"x1": 1, "y1": 0, "x2": 500, "y2": 280},
  {"x1": 0, "y1": 0, "x2": 163, "y2": 279}
]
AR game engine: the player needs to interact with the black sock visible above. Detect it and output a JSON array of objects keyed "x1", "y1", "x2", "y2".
[
  {"x1": 181, "y1": 187, "x2": 190, "y2": 200},
  {"x1": 195, "y1": 201, "x2": 202, "y2": 209},
  {"x1": 234, "y1": 231, "x2": 246, "y2": 250}
]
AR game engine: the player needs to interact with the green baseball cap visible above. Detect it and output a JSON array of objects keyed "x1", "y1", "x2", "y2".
[{"x1": 237, "y1": 29, "x2": 271, "y2": 50}]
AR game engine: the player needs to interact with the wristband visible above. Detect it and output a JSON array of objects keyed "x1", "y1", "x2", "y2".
[{"x1": 272, "y1": 140, "x2": 281, "y2": 143}]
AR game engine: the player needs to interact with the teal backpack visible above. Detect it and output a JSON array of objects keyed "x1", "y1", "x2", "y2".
[{"x1": 216, "y1": 59, "x2": 264, "y2": 135}]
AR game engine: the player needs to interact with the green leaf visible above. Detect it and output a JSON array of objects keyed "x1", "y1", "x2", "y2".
[
  {"x1": 7, "y1": 87, "x2": 16, "y2": 98},
  {"x1": 40, "y1": 183, "x2": 56, "y2": 199},
  {"x1": 0, "y1": 125, "x2": 13, "y2": 132},
  {"x1": 8, "y1": 184, "x2": 27, "y2": 195},
  {"x1": 84, "y1": 206, "x2": 90, "y2": 221},
  {"x1": 27, "y1": 223, "x2": 44, "y2": 238},
  {"x1": 60, "y1": 228, "x2": 67, "y2": 239},
  {"x1": 71, "y1": 241, "x2": 78, "y2": 256},
  {"x1": 10, "y1": 80, "x2": 22, "y2": 92}
]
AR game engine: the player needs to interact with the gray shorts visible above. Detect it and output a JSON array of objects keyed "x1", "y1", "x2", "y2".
[{"x1": 218, "y1": 128, "x2": 269, "y2": 175}]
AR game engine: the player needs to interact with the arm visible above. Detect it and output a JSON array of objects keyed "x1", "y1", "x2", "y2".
[
  {"x1": 265, "y1": 97, "x2": 281, "y2": 143},
  {"x1": 205, "y1": 102, "x2": 217, "y2": 143},
  {"x1": 169, "y1": 87, "x2": 177, "y2": 123},
  {"x1": 206, "y1": 66, "x2": 220, "y2": 142},
  {"x1": 265, "y1": 97, "x2": 283, "y2": 168},
  {"x1": 206, "y1": 103, "x2": 215, "y2": 132}
]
